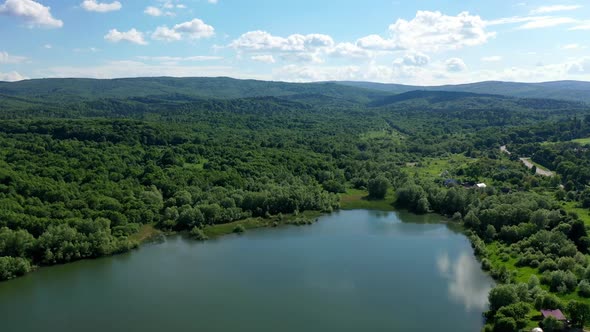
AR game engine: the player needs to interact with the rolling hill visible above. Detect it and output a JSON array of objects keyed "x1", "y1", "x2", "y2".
[{"x1": 337, "y1": 80, "x2": 590, "y2": 104}]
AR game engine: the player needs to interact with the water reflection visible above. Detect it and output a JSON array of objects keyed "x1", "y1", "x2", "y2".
[{"x1": 437, "y1": 251, "x2": 493, "y2": 311}]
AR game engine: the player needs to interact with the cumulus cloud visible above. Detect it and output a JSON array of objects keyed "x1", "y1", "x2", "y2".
[
  {"x1": 446, "y1": 58, "x2": 467, "y2": 72},
  {"x1": 0, "y1": 0, "x2": 63, "y2": 28},
  {"x1": 230, "y1": 31, "x2": 372, "y2": 63},
  {"x1": 0, "y1": 51, "x2": 27, "y2": 64},
  {"x1": 104, "y1": 28, "x2": 148, "y2": 45},
  {"x1": 530, "y1": 5, "x2": 582, "y2": 14},
  {"x1": 566, "y1": 57, "x2": 590, "y2": 75},
  {"x1": 251, "y1": 55, "x2": 276, "y2": 63},
  {"x1": 230, "y1": 31, "x2": 334, "y2": 52},
  {"x1": 355, "y1": 34, "x2": 399, "y2": 51},
  {"x1": 151, "y1": 26, "x2": 182, "y2": 41},
  {"x1": 152, "y1": 18, "x2": 215, "y2": 41},
  {"x1": 0, "y1": 71, "x2": 27, "y2": 81},
  {"x1": 174, "y1": 18, "x2": 215, "y2": 39},
  {"x1": 386, "y1": 11, "x2": 493, "y2": 52},
  {"x1": 81, "y1": 0, "x2": 121, "y2": 13},
  {"x1": 399, "y1": 52, "x2": 430, "y2": 67}
]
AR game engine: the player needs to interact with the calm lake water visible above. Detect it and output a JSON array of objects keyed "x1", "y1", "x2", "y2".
[{"x1": 0, "y1": 210, "x2": 493, "y2": 332}]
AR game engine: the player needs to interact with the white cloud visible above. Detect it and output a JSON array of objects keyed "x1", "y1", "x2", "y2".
[
  {"x1": 251, "y1": 55, "x2": 275, "y2": 63},
  {"x1": 385, "y1": 11, "x2": 493, "y2": 52},
  {"x1": 565, "y1": 57, "x2": 590, "y2": 75},
  {"x1": 481, "y1": 56, "x2": 502, "y2": 62},
  {"x1": 280, "y1": 52, "x2": 324, "y2": 64},
  {"x1": 43, "y1": 44, "x2": 52, "y2": 49},
  {"x1": 208, "y1": 0, "x2": 218, "y2": 3},
  {"x1": 137, "y1": 55, "x2": 223, "y2": 62},
  {"x1": 104, "y1": 29, "x2": 148, "y2": 45},
  {"x1": 230, "y1": 31, "x2": 334, "y2": 52},
  {"x1": 152, "y1": 18, "x2": 215, "y2": 41},
  {"x1": 0, "y1": 0, "x2": 63, "y2": 28},
  {"x1": 152, "y1": 26, "x2": 182, "y2": 41},
  {"x1": 230, "y1": 31, "x2": 372, "y2": 63},
  {"x1": 174, "y1": 18, "x2": 215, "y2": 39},
  {"x1": 530, "y1": 5, "x2": 582, "y2": 14},
  {"x1": 0, "y1": 51, "x2": 27, "y2": 64},
  {"x1": 355, "y1": 34, "x2": 399, "y2": 51},
  {"x1": 398, "y1": 52, "x2": 430, "y2": 67},
  {"x1": 328, "y1": 42, "x2": 371, "y2": 58},
  {"x1": 446, "y1": 58, "x2": 467, "y2": 72},
  {"x1": 518, "y1": 16, "x2": 576, "y2": 29},
  {"x1": 0, "y1": 71, "x2": 27, "y2": 81},
  {"x1": 144, "y1": 6, "x2": 163, "y2": 16},
  {"x1": 81, "y1": 0, "x2": 121, "y2": 13}
]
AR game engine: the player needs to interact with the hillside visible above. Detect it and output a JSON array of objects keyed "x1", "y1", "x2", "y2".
[
  {"x1": 0, "y1": 77, "x2": 386, "y2": 104},
  {"x1": 337, "y1": 80, "x2": 590, "y2": 104}
]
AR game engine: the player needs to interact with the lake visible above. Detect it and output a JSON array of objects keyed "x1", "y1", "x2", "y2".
[{"x1": 0, "y1": 209, "x2": 493, "y2": 332}]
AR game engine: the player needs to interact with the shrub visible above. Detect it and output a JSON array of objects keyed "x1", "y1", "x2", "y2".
[
  {"x1": 578, "y1": 279, "x2": 590, "y2": 297},
  {"x1": 189, "y1": 227, "x2": 208, "y2": 241},
  {"x1": 233, "y1": 224, "x2": 246, "y2": 234}
]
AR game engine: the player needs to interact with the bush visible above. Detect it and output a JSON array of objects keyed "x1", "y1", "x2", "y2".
[
  {"x1": 189, "y1": 227, "x2": 208, "y2": 241},
  {"x1": 494, "y1": 316, "x2": 516, "y2": 332},
  {"x1": 0, "y1": 256, "x2": 31, "y2": 281},
  {"x1": 579, "y1": 279, "x2": 590, "y2": 297},
  {"x1": 481, "y1": 258, "x2": 492, "y2": 271},
  {"x1": 541, "y1": 316, "x2": 564, "y2": 332},
  {"x1": 233, "y1": 224, "x2": 246, "y2": 234}
]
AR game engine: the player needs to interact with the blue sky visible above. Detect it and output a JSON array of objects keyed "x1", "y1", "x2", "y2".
[{"x1": 0, "y1": 0, "x2": 589, "y2": 84}]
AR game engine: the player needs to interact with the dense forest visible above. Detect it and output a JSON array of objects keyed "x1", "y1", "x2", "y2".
[{"x1": 2, "y1": 77, "x2": 590, "y2": 331}]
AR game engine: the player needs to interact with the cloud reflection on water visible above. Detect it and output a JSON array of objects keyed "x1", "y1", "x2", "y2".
[{"x1": 437, "y1": 251, "x2": 492, "y2": 311}]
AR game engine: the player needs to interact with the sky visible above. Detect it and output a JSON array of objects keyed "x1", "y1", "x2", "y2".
[{"x1": 0, "y1": 0, "x2": 589, "y2": 85}]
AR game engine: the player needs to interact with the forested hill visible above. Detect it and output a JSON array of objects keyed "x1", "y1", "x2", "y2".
[
  {"x1": 0, "y1": 77, "x2": 386, "y2": 104},
  {"x1": 337, "y1": 80, "x2": 590, "y2": 104}
]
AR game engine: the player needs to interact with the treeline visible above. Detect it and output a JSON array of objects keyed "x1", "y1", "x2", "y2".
[{"x1": 395, "y1": 179, "x2": 590, "y2": 330}]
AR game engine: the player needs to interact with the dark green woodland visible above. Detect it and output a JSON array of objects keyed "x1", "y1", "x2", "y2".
[{"x1": 2, "y1": 77, "x2": 590, "y2": 330}]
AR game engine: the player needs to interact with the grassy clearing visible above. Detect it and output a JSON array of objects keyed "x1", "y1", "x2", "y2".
[
  {"x1": 129, "y1": 224, "x2": 161, "y2": 243},
  {"x1": 572, "y1": 137, "x2": 590, "y2": 146},
  {"x1": 340, "y1": 188, "x2": 396, "y2": 211},
  {"x1": 562, "y1": 201, "x2": 590, "y2": 226},
  {"x1": 404, "y1": 154, "x2": 478, "y2": 180},
  {"x1": 202, "y1": 210, "x2": 324, "y2": 238}
]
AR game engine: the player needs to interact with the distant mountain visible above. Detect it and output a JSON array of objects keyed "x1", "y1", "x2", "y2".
[
  {"x1": 0, "y1": 77, "x2": 387, "y2": 104},
  {"x1": 337, "y1": 80, "x2": 590, "y2": 104}
]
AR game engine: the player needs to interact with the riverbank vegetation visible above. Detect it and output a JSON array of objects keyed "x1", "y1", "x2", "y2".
[{"x1": 2, "y1": 78, "x2": 590, "y2": 331}]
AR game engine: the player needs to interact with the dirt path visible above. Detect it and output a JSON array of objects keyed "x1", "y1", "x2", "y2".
[{"x1": 500, "y1": 145, "x2": 511, "y2": 155}]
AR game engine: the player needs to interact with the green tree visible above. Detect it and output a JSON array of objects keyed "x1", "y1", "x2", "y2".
[
  {"x1": 541, "y1": 316, "x2": 563, "y2": 332},
  {"x1": 489, "y1": 284, "x2": 519, "y2": 312},
  {"x1": 567, "y1": 300, "x2": 590, "y2": 328},
  {"x1": 368, "y1": 176, "x2": 389, "y2": 199}
]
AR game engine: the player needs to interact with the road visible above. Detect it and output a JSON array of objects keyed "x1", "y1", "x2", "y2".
[{"x1": 500, "y1": 145, "x2": 554, "y2": 177}]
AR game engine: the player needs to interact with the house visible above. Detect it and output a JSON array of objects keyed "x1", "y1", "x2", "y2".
[
  {"x1": 476, "y1": 183, "x2": 487, "y2": 189},
  {"x1": 541, "y1": 309, "x2": 567, "y2": 322}
]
